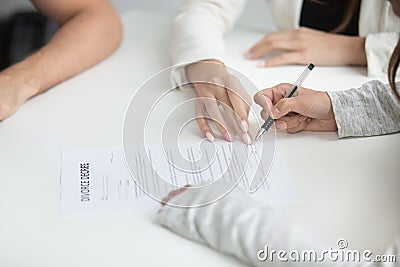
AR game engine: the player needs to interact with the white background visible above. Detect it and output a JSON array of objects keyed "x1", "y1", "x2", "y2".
[{"x1": 0, "y1": 0, "x2": 275, "y2": 30}]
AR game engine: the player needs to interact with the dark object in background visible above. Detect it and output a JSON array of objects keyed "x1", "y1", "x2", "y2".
[{"x1": 0, "y1": 12, "x2": 58, "y2": 71}]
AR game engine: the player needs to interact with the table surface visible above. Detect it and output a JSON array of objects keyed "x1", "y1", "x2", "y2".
[{"x1": 0, "y1": 9, "x2": 399, "y2": 267}]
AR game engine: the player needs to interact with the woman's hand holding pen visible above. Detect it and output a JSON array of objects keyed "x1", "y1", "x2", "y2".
[
  {"x1": 245, "y1": 27, "x2": 366, "y2": 67},
  {"x1": 254, "y1": 83, "x2": 338, "y2": 133},
  {"x1": 186, "y1": 59, "x2": 253, "y2": 145}
]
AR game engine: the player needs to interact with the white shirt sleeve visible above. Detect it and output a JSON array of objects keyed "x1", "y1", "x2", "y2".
[
  {"x1": 171, "y1": 0, "x2": 247, "y2": 65},
  {"x1": 157, "y1": 181, "x2": 400, "y2": 266},
  {"x1": 170, "y1": 0, "x2": 247, "y2": 88},
  {"x1": 365, "y1": 32, "x2": 400, "y2": 77},
  {"x1": 359, "y1": 0, "x2": 400, "y2": 77}
]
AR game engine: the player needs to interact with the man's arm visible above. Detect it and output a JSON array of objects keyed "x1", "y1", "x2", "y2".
[{"x1": 0, "y1": 0, "x2": 122, "y2": 120}]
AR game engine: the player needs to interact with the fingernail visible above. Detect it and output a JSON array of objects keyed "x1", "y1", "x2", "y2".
[
  {"x1": 206, "y1": 132, "x2": 215, "y2": 143},
  {"x1": 225, "y1": 132, "x2": 232, "y2": 142},
  {"x1": 243, "y1": 133, "x2": 252, "y2": 145},
  {"x1": 244, "y1": 51, "x2": 253, "y2": 59},
  {"x1": 240, "y1": 120, "x2": 248, "y2": 132},
  {"x1": 257, "y1": 61, "x2": 267, "y2": 67},
  {"x1": 299, "y1": 116, "x2": 307, "y2": 122}
]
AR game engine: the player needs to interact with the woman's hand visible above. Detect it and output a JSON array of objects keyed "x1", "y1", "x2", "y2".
[
  {"x1": 186, "y1": 60, "x2": 253, "y2": 144},
  {"x1": 254, "y1": 83, "x2": 338, "y2": 133},
  {"x1": 245, "y1": 27, "x2": 366, "y2": 67}
]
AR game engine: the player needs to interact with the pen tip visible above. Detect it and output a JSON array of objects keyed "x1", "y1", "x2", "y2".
[{"x1": 308, "y1": 63, "x2": 315, "y2": 70}]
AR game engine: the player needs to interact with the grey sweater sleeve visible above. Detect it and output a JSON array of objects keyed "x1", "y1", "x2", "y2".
[
  {"x1": 157, "y1": 182, "x2": 400, "y2": 266},
  {"x1": 327, "y1": 81, "x2": 400, "y2": 138},
  {"x1": 157, "y1": 182, "x2": 323, "y2": 267}
]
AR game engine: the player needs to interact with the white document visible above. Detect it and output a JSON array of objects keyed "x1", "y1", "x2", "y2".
[{"x1": 60, "y1": 142, "x2": 298, "y2": 217}]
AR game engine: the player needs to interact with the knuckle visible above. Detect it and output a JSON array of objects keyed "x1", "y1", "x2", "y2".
[
  {"x1": 254, "y1": 93, "x2": 263, "y2": 104},
  {"x1": 280, "y1": 83, "x2": 293, "y2": 88},
  {"x1": 269, "y1": 40, "x2": 278, "y2": 48}
]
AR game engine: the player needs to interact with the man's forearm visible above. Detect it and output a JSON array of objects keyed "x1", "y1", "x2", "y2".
[{"x1": 3, "y1": 2, "x2": 122, "y2": 99}]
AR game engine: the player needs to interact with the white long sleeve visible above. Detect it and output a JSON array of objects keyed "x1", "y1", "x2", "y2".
[
  {"x1": 364, "y1": 32, "x2": 399, "y2": 77},
  {"x1": 359, "y1": 1, "x2": 400, "y2": 77},
  {"x1": 171, "y1": 0, "x2": 247, "y2": 65},
  {"x1": 157, "y1": 181, "x2": 400, "y2": 267}
]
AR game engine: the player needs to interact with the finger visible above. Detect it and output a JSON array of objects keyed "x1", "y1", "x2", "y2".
[
  {"x1": 195, "y1": 98, "x2": 215, "y2": 142},
  {"x1": 203, "y1": 96, "x2": 233, "y2": 142},
  {"x1": 226, "y1": 78, "x2": 251, "y2": 121},
  {"x1": 256, "y1": 83, "x2": 294, "y2": 107},
  {"x1": 271, "y1": 96, "x2": 311, "y2": 120},
  {"x1": 286, "y1": 121, "x2": 308, "y2": 134},
  {"x1": 286, "y1": 118, "x2": 311, "y2": 134},
  {"x1": 247, "y1": 31, "x2": 295, "y2": 59},
  {"x1": 197, "y1": 79, "x2": 234, "y2": 141},
  {"x1": 254, "y1": 92, "x2": 273, "y2": 114},
  {"x1": 219, "y1": 98, "x2": 252, "y2": 144},
  {"x1": 205, "y1": 81, "x2": 240, "y2": 139},
  {"x1": 263, "y1": 52, "x2": 307, "y2": 67},
  {"x1": 260, "y1": 109, "x2": 269, "y2": 121},
  {"x1": 225, "y1": 75, "x2": 251, "y2": 132},
  {"x1": 208, "y1": 76, "x2": 250, "y2": 144},
  {"x1": 210, "y1": 86, "x2": 242, "y2": 136},
  {"x1": 277, "y1": 115, "x2": 308, "y2": 130},
  {"x1": 223, "y1": 77, "x2": 253, "y2": 144},
  {"x1": 221, "y1": 104, "x2": 250, "y2": 144}
]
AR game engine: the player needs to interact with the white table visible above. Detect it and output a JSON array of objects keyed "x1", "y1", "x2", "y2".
[{"x1": 0, "y1": 9, "x2": 399, "y2": 267}]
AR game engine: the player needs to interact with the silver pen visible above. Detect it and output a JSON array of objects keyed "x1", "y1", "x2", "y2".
[{"x1": 255, "y1": 63, "x2": 315, "y2": 141}]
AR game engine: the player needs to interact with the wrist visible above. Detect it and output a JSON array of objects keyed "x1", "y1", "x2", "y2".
[
  {"x1": 201, "y1": 58, "x2": 225, "y2": 65},
  {"x1": 1, "y1": 61, "x2": 41, "y2": 101},
  {"x1": 186, "y1": 58, "x2": 228, "y2": 83},
  {"x1": 343, "y1": 36, "x2": 367, "y2": 66}
]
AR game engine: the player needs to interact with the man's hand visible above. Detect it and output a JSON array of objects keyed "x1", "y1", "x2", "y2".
[
  {"x1": 186, "y1": 60, "x2": 253, "y2": 144},
  {"x1": 0, "y1": 83, "x2": 22, "y2": 121},
  {"x1": 245, "y1": 27, "x2": 366, "y2": 67},
  {"x1": 254, "y1": 83, "x2": 337, "y2": 133},
  {"x1": 0, "y1": 68, "x2": 37, "y2": 121}
]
